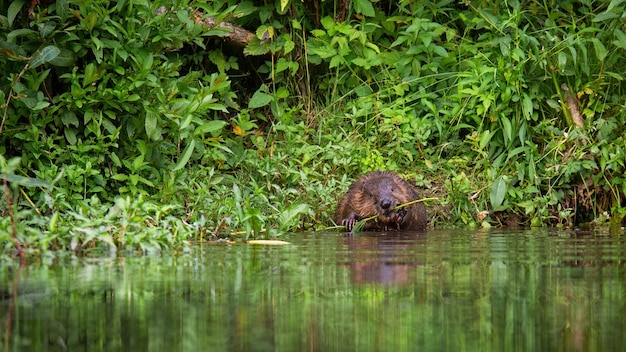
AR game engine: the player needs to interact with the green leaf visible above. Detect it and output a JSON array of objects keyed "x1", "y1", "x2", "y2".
[
  {"x1": 311, "y1": 46, "x2": 337, "y2": 59},
  {"x1": 593, "y1": 11, "x2": 618, "y2": 22},
  {"x1": 607, "y1": 0, "x2": 626, "y2": 11},
  {"x1": 179, "y1": 114, "x2": 193, "y2": 131},
  {"x1": 501, "y1": 115, "x2": 512, "y2": 147},
  {"x1": 557, "y1": 51, "x2": 567, "y2": 71},
  {"x1": 365, "y1": 42, "x2": 380, "y2": 54},
  {"x1": 613, "y1": 29, "x2": 626, "y2": 50},
  {"x1": 0, "y1": 41, "x2": 26, "y2": 59},
  {"x1": 84, "y1": 11, "x2": 98, "y2": 32},
  {"x1": 129, "y1": 174, "x2": 139, "y2": 185},
  {"x1": 83, "y1": 63, "x2": 99, "y2": 87},
  {"x1": 145, "y1": 111, "x2": 158, "y2": 140},
  {"x1": 506, "y1": 146, "x2": 529, "y2": 162},
  {"x1": 320, "y1": 16, "x2": 335, "y2": 30},
  {"x1": 111, "y1": 174, "x2": 128, "y2": 181},
  {"x1": 479, "y1": 130, "x2": 495, "y2": 150},
  {"x1": 406, "y1": 45, "x2": 424, "y2": 55},
  {"x1": 283, "y1": 38, "x2": 295, "y2": 54},
  {"x1": 591, "y1": 38, "x2": 608, "y2": 61},
  {"x1": 206, "y1": 103, "x2": 227, "y2": 111},
  {"x1": 5, "y1": 174, "x2": 52, "y2": 188},
  {"x1": 277, "y1": 203, "x2": 310, "y2": 231},
  {"x1": 310, "y1": 29, "x2": 326, "y2": 38},
  {"x1": 390, "y1": 36, "x2": 408, "y2": 48},
  {"x1": 140, "y1": 51, "x2": 154, "y2": 72},
  {"x1": 605, "y1": 71, "x2": 624, "y2": 80},
  {"x1": 61, "y1": 112, "x2": 79, "y2": 127},
  {"x1": 110, "y1": 153, "x2": 121, "y2": 167},
  {"x1": 176, "y1": 9, "x2": 194, "y2": 27},
  {"x1": 38, "y1": 21, "x2": 56, "y2": 38},
  {"x1": 354, "y1": 0, "x2": 375, "y2": 17},
  {"x1": 248, "y1": 90, "x2": 274, "y2": 109},
  {"x1": 30, "y1": 45, "x2": 61, "y2": 69},
  {"x1": 56, "y1": 0, "x2": 71, "y2": 21},
  {"x1": 33, "y1": 101, "x2": 50, "y2": 110},
  {"x1": 65, "y1": 128, "x2": 77, "y2": 145},
  {"x1": 546, "y1": 99, "x2": 561, "y2": 109},
  {"x1": 131, "y1": 154, "x2": 145, "y2": 171},
  {"x1": 479, "y1": 9, "x2": 500, "y2": 27},
  {"x1": 49, "y1": 49, "x2": 75, "y2": 67},
  {"x1": 8, "y1": 0, "x2": 27, "y2": 27},
  {"x1": 115, "y1": 0, "x2": 128, "y2": 12},
  {"x1": 329, "y1": 56, "x2": 342, "y2": 68},
  {"x1": 256, "y1": 25, "x2": 274, "y2": 41},
  {"x1": 490, "y1": 176, "x2": 508, "y2": 209},
  {"x1": 173, "y1": 139, "x2": 196, "y2": 171},
  {"x1": 351, "y1": 57, "x2": 370, "y2": 68},
  {"x1": 355, "y1": 85, "x2": 373, "y2": 97},
  {"x1": 7, "y1": 28, "x2": 37, "y2": 42},
  {"x1": 275, "y1": 87, "x2": 289, "y2": 99},
  {"x1": 127, "y1": 94, "x2": 141, "y2": 102},
  {"x1": 102, "y1": 118, "x2": 117, "y2": 135},
  {"x1": 138, "y1": 176, "x2": 155, "y2": 187},
  {"x1": 275, "y1": 58, "x2": 293, "y2": 73},
  {"x1": 243, "y1": 37, "x2": 270, "y2": 56},
  {"x1": 518, "y1": 121, "x2": 527, "y2": 145},
  {"x1": 195, "y1": 120, "x2": 227, "y2": 135},
  {"x1": 522, "y1": 93, "x2": 533, "y2": 120},
  {"x1": 432, "y1": 45, "x2": 449, "y2": 58}
]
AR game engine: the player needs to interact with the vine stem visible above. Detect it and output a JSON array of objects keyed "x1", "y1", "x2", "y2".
[
  {"x1": 0, "y1": 61, "x2": 29, "y2": 137},
  {"x1": 3, "y1": 174, "x2": 24, "y2": 259}
]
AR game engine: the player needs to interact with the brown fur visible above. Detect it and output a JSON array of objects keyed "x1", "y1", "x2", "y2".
[{"x1": 333, "y1": 171, "x2": 427, "y2": 231}]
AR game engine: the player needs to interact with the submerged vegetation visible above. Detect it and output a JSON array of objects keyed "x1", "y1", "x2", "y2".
[{"x1": 1, "y1": 0, "x2": 626, "y2": 253}]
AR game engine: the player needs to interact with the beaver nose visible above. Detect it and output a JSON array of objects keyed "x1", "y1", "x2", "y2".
[{"x1": 381, "y1": 199, "x2": 392, "y2": 209}]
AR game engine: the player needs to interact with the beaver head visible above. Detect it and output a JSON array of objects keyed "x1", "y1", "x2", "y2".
[{"x1": 358, "y1": 175, "x2": 406, "y2": 223}]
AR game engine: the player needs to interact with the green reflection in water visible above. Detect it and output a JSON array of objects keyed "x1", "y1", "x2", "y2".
[{"x1": 2, "y1": 229, "x2": 626, "y2": 352}]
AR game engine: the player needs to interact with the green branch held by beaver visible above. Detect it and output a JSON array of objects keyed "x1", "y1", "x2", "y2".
[{"x1": 346, "y1": 197, "x2": 437, "y2": 233}]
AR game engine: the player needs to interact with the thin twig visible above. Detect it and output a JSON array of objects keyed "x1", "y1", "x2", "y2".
[
  {"x1": 3, "y1": 174, "x2": 23, "y2": 258},
  {"x1": 210, "y1": 218, "x2": 225, "y2": 240},
  {"x1": 0, "y1": 62, "x2": 29, "y2": 137}
]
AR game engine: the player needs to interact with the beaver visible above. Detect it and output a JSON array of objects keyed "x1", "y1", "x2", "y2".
[{"x1": 333, "y1": 171, "x2": 427, "y2": 231}]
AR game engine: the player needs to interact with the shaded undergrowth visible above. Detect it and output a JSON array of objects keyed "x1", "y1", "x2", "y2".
[{"x1": 1, "y1": 0, "x2": 626, "y2": 254}]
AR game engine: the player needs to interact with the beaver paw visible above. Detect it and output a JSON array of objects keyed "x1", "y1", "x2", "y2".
[
  {"x1": 394, "y1": 209, "x2": 407, "y2": 224},
  {"x1": 341, "y1": 219, "x2": 356, "y2": 231},
  {"x1": 341, "y1": 213, "x2": 359, "y2": 231}
]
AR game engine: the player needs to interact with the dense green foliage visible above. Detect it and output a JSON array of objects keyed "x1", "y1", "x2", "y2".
[{"x1": 1, "y1": 0, "x2": 626, "y2": 252}]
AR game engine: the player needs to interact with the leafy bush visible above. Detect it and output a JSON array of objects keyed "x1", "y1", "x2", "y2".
[{"x1": 2, "y1": 0, "x2": 626, "y2": 253}]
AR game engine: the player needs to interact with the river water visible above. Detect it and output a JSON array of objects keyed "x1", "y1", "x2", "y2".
[{"x1": 2, "y1": 229, "x2": 626, "y2": 351}]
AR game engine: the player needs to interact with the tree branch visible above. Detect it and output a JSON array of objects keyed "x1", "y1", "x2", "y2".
[{"x1": 156, "y1": 6, "x2": 254, "y2": 48}]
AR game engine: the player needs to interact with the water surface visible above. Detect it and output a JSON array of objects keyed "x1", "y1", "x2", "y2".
[{"x1": 2, "y1": 229, "x2": 626, "y2": 351}]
